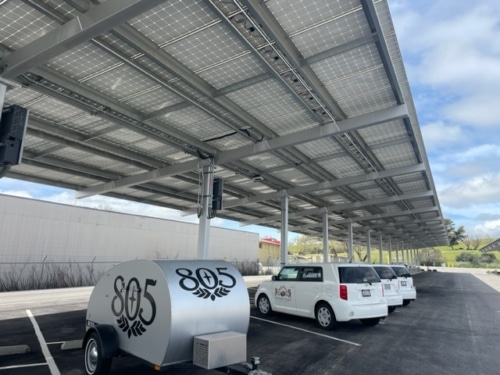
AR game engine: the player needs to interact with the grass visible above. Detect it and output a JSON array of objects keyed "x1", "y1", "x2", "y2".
[
  {"x1": 435, "y1": 246, "x2": 500, "y2": 268},
  {"x1": 290, "y1": 240, "x2": 500, "y2": 270}
]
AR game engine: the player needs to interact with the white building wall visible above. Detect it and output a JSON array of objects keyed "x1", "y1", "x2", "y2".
[{"x1": 0, "y1": 194, "x2": 258, "y2": 263}]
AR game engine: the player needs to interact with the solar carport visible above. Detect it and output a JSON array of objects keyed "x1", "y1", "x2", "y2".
[{"x1": 0, "y1": 0, "x2": 448, "y2": 262}]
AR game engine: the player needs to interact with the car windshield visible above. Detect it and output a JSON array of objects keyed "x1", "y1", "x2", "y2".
[
  {"x1": 391, "y1": 266, "x2": 411, "y2": 277},
  {"x1": 373, "y1": 266, "x2": 397, "y2": 280},
  {"x1": 338, "y1": 266, "x2": 380, "y2": 284}
]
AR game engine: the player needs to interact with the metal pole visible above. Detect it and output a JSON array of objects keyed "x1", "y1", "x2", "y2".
[
  {"x1": 347, "y1": 222, "x2": 353, "y2": 262},
  {"x1": 378, "y1": 233, "x2": 383, "y2": 264},
  {"x1": 197, "y1": 163, "x2": 213, "y2": 259},
  {"x1": 388, "y1": 236, "x2": 392, "y2": 264},
  {"x1": 280, "y1": 195, "x2": 288, "y2": 266},
  {"x1": 401, "y1": 241, "x2": 405, "y2": 264},
  {"x1": 322, "y1": 210, "x2": 329, "y2": 263},
  {"x1": 366, "y1": 229, "x2": 371, "y2": 263}
]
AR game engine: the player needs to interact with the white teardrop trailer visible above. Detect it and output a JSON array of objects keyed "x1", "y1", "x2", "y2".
[{"x1": 83, "y1": 259, "x2": 270, "y2": 374}]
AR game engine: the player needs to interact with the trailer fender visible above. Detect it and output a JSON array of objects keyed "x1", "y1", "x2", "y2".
[{"x1": 83, "y1": 325, "x2": 118, "y2": 359}]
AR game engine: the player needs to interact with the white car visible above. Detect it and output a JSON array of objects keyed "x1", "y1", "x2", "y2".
[
  {"x1": 372, "y1": 265, "x2": 403, "y2": 312},
  {"x1": 390, "y1": 265, "x2": 417, "y2": 306},
  {"x1": 255, "y1": 263, "x2": 388, "y2": 330}
]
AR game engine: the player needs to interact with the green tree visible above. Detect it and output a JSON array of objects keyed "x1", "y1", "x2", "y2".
[{"x1": 444, "y1": 218, "x2": 466, "y2": 249}]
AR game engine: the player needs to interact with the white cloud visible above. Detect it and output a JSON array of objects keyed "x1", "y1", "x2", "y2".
[
  {"x1": 421, "y1": 121, "x2": 463, "y2": 151},
  {"x1": 454, "y1": 144, "x2": 500, "y2": 163},
  {"x1": 443, "y1": 95, "x2": 500, "y2": 127},
  {"x1": 389, "y1": 0, "x2": 500, "y2": 127},
  {"x1": 473, "y1": 220, "x2": 500, "y2": 238},
  {"x1": 439, "y1": 172, "x2": 500, "y2": 208}
]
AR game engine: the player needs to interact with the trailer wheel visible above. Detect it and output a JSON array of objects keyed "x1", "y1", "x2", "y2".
[{"x1": 85, "y1": 332, "x2": 112, "y2": 375}]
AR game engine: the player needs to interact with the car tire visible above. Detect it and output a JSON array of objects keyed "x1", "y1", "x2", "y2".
[
  {"x1": 315, "y1": 303, "x2": 336, "y2": 330},
  {"x1": 84, "y1": 332, "x2": 112, "y2": 375},
  {"x1": 257, "y1": 294, "x2": 272, "y2": 316},
  {"x1": 360, "y1": 317, "x2": 380, "y2": 326},
  {"x1": 388, "y1": 306, "x2": 397, "y2": 313},
  {"x1": 402, "y1": 299, "x2": 411, "y2": 306}
]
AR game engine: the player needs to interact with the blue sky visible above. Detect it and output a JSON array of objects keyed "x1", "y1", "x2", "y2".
[
  {"x1": 388, "y1": 0, "x2": 500, "y2": 238},
  {"x1": 1, "y1": 0, "x2": 499, "y2": 240}
]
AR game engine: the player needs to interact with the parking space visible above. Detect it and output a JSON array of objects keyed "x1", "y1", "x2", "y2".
[{"x1": 1, "y1": 271, "x2": 500, "y2": 375}]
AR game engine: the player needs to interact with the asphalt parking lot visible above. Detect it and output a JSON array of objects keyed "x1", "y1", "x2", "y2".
[{"x1": 1, "y1": 271, "x2": 500, "y2": 375}]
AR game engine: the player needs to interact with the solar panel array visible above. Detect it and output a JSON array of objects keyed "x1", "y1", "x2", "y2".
[{"x1": 0, "y1": 0, "x2": 447, "y2": 248}]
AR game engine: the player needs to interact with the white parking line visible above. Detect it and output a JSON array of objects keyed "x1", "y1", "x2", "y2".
[
  {"x1": 251, "y1": 316, "x2": 361, "y2": 347},
  {"x1": 0, "y1": 363, "x2": 48, "y2": 371},
  {"x1": 26, "y1": 309, "x2": 61, "y2": 375}
]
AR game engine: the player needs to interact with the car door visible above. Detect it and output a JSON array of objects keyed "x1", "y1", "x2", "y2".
[
  {"x1": 272, "y1": 266, "x2": 299, "y2": 314},
  {"x1": 294, "y1": 266, "x2": 323, "y2": 316}
]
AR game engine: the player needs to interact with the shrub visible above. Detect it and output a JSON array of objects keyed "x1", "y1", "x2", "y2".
[
  {"x1": 480, "y1": 253, "x2": 496, "y2": 263},
  {"x1": 456, "y1": 252, "x2": 479, "y2": 263}
]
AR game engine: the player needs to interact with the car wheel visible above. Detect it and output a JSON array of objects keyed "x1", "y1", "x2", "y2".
[
  {"x1": 84, "y1": 332, "x2": 112, "y2": 375},
  {"x1": 402, "y1": 299, "x2": 411, "y2": 306},
  {"x1": 257, "y1": 295, "x2": 272, "y2": 316},
  {"x1": 315, "y1": 303, "x2": 336, "y2": 330},
  {"x1": 360, "y1": 318, "x2": 380, "y2": 326},
  {"x1": 388, "y1": 306, "x2": 397, "y2": 313}
]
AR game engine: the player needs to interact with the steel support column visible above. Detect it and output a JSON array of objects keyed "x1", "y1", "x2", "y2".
[
  {"x1": 280, "y1": 195, "x2": 289, "y2": 266},
  {"x1": 322, "y1": 210, "x2": 329, "y2": 263},
  {"x1": 366, "y1": 229, "x2": 371, "y2": 264},
  {"x1": 379, "y1": 233, "x2": 383, "y2": 264},
  {"x1": 347, "y1": 222, "x2": 353, "y2": 262},
  {"x1": 388, "y1": 237, "x2": 392, "y2": 264}
]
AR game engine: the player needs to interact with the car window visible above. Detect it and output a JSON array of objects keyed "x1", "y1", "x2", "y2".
[
  {"x1": 277, "y1": 266, "x2": 300, "y2": 281},
  {"x1": 299, "y1": 267, "x2": 323, "y2": 282},
  {"x1": 339, "y1": 266, "x2": 380, "y2": 284},
  {"x1": 373, "y1": 266, "x2": 396, "y2": 280},
  {"x1": 391, "y1": 266, "x2": 411, "y2": 277}
]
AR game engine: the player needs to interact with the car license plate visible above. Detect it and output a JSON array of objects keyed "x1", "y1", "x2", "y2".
[
  {"x1": 362, "y1": 289, "x2": 371, "y2": 297},
  {"x1": 384, "y1": 284, "x2": 391, "y2": 290},
  {"x1": 401, "y1": 281, "x2": 407, "y2": 286}
]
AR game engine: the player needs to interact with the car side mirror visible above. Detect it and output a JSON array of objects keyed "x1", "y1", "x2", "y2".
[{"x1": 272, "y1": 275, "x2": 278, "y2": 281}]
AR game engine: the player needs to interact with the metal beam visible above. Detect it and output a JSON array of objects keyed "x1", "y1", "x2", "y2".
[
  {"x1": 218, "y1": 104, "x2": 407, "y2": 163},
  {"x1": 76, "y1": 104, "x2": 408, "y2": 197},
  {"x1": 28, "y1": 66, "x2": 213, "y2": 155},
  {"x1": 293, "y1": 206, "x2": 440, "y2": 231},
  {"x1": 0, "y1": 0, "x2": 168, "y2": 79},
  {"x1": 234, "y1": 163, "x2": 424, "y2": 213},
  {"x1": 28, "y1": 116, "x2": 158, "y2": 169},
  {"x1": 241, "y1": 188, "x2": 432, "y2": 226},
  {"x1": 76, "y1": 158, "x2": 212, "y2": 198},
  {"x1": 305, "y1": 33, "x2": 378, "y2": 65},
  {"x1": 110, "y1": 23, "x2": 275, "y2": 139},
  {"x1": 240, "y1": 0, "x2": 345, "y2": 119},
  {"x1": 360, "y1": 0, "x2": 404, "y2": 105}
]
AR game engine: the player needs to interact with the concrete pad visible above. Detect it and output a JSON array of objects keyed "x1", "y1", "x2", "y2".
[
  {"x1": 0, "y1": 344, "x2": 30, "y2": 356},
  {"x1": 61, "y1": 340, "x2": 82, "y2": 350}
]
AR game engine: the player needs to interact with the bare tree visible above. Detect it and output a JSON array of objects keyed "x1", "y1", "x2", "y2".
[
  {"x1": 353, "y1": 245, "x2": 365, "y2": 262},
  {"x1": 463, "y1": 235, "x2": 473, "y2": 250},
  {"x1": 472, "y1": 236, "x2": 482, "y2": 250}
]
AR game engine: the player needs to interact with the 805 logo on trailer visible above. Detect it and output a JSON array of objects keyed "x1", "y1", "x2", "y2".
[
  {"x1": 111, "y1": 276, "x2": 157, "y2": 338},
  {"x1": 176, "y1": 267, "x2": 237, "y2": 301}
]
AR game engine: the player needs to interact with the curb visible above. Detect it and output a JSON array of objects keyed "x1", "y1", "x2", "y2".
[{"x1": 0, "y1": 345, "x2": 30, "y2": 356}]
